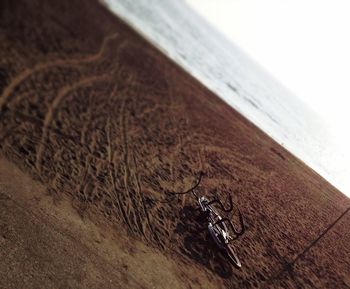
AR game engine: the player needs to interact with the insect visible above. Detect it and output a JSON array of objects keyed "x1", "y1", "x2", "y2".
[{"x1": 175, "y1": 172, "x2": 245, "y2": 268}]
